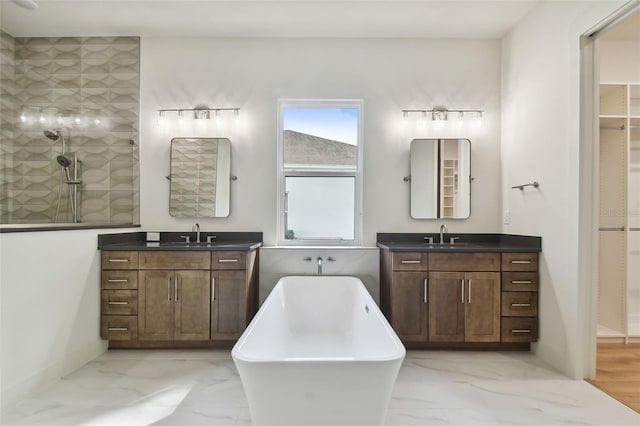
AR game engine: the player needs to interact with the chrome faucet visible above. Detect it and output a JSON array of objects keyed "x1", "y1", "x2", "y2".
[
  {"x1": 439, "y1": 224, "x2": 448, "y2": 245},
  {"x1": 317, "y1": 257, "x2": 323, "y2": 275},
  {"x1": 192, "y1": 222, "x2": 201, "y2": 243}
]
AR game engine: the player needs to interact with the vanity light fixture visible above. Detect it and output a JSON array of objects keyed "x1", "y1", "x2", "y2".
[
  {"x1": 194, "y1": 109, "x2": 210, "y2": 120},
  {"x1": 401, "y1": 107, "x2": 484, "y2": 127},
  {"x1": 156, "y1": 107, "x2": 240, "y2": 126}
]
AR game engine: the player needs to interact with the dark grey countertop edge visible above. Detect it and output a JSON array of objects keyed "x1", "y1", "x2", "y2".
[
  {"x1": 100, "y1": 242, "x2": 263, "y2": 251},
  {"x1": 1, "y1": 223, "x2": 141, "y2": 234},
  {"x1": 98, "y1": 231, "x2": 263, "y2": 251},
  {"x1": 376, "y1": 232, "x2": 541, "y2": 253}
]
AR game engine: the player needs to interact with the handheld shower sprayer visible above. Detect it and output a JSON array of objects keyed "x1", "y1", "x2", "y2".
[{"x1": 56, "y1": 155, "x2": 72, "y2": 181}]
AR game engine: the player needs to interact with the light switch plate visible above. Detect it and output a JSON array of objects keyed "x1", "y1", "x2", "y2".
[
  {"x1": 147, "y1": 232, "x2": 160, "y2": 241},
  {"x1": 503, "y1": 210, "x2": 511, "y2": 225}
]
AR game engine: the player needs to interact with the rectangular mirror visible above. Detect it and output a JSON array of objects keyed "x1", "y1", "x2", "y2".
[
  {"x1": 410, "y1": 138, "x2": 471, "y2": 219},
  {"x1": 169, "y1": 137, "x2": 231, "y2": 218}
]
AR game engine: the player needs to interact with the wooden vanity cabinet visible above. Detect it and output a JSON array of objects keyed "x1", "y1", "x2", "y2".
[
  {"x1": 138, "y1": 252, "x2": 211, "y2": 341},
  {"x1": 501, "y1": 253, "x2": 539, "y2": 342},
  {"x1": 429, "y1": 254, "x2": 501, "y2": 343},
  {"x1": 101, "y1": 248, "x2": 259, "y2": 347},
  {"x1": 381, "y1": 251, "x2": 430, "y2": 342},
  {"x1": 211, "y1": 251, "x2": 259, "y2": 340},
  {"x1": 101, "y1": 251, "x2": 139, "y2": 341},
  {"x1": 381, "y1": 248, "x2": 538, "y2": 348}
]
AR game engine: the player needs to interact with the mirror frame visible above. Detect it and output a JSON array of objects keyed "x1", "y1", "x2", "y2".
[
  {"x1": 409, "y1": 138, "x2": 471, "y2": 219},
  {"x1": 169, "y1": 137, "x2": 231, "y2": 218}
]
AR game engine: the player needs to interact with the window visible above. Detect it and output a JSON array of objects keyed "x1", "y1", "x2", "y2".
[{"x1": 277, "y1": 99, "x2": 362, "y2": 245}]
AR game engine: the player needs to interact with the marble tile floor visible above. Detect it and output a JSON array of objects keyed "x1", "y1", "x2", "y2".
[{"x1": 2, "y1": 350, "x2": 639, "y2": 426}]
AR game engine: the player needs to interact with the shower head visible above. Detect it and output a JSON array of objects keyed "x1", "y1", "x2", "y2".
[
  {"x1": 44, "y1": 129, "x2": 61, "y2": 141},
  {"x1": 56, "y1": 155, "x2": 72, "y2": 168}
]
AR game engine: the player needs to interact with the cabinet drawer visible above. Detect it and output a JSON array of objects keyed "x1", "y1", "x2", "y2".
[
  {"x1": 501, "y1": 317, "x2": 538, "y2": 342},
  {"x1": 101, "y1": 290, "x2": 138, "y2": 315},
  {"x1": 502, "y1": 272, "x2": 538, "y2": 292},
  {"x1": 502, "y1": 253, "x2": 538, "y2": 271},
  {"x1": 139, "y1": 251, "x2": 210, "y2": 269},
  {"x1": 101, "y1": 315, "x2": 137, "y2": 340},
  {"x1": 212, "y1": 251, "x2": 247, "y2": 270},
  {"x1": 502, "y1": 292, "x2": 538, "y2": 317},
  {"x1": 392, "y1": 252, "x2": 428, "y2": 271},
  {"x1": 429, "y1": 253, "x2": 500, "y2": 272},
  {"x1": 102, "y1": 271, "x2": 138, "y2": 290},
  {"x1": 102, "y1": 251, "x2": 139, "y2": 270}
]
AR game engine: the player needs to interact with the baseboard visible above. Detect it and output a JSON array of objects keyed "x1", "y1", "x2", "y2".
[
  {"x1": 1, "y1": 340, "x2": 107, "y2": 409},
  {"x1": 597, "y1": 336, "x2": 640, "y2": 344}
]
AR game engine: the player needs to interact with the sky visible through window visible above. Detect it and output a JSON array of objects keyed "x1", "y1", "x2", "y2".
[{"x1": 283, "y1": 107, "x2": 358, "y2": 145}]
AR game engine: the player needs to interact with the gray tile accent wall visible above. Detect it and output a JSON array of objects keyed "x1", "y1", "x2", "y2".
[
  {"x1": 0, "y1": 31, "x2": 16, "y2": 222},
  {"x1": 1, "y1": 34, "x2": 140, "y2": 224}
]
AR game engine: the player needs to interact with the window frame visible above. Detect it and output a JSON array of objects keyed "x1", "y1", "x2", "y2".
[{"x1": 277, "y1": 99, "x2": 363, "y2": 246}]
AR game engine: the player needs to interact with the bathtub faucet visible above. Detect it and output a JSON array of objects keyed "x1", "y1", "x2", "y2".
[{"x1": 317, "y1": 257, "x2": 323, "y2": 275}]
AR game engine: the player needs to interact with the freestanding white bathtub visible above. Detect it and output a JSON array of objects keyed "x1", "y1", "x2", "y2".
[{"x1": 232, "y1": 275, "x2": 405, "y2": 426}]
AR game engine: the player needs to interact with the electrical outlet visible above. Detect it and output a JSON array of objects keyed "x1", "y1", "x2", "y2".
[
  {"x1": 147, "y1": 232, "x2": 160, "y2": 241},
  {"x1": 503, "y1": 210, "x2": 511, "y2": 225}
]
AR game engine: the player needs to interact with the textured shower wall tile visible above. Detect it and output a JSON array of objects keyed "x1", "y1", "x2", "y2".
[
  {"x1": 81, "y1": 190, "x2": 109, "y2": 223},
  {"x1": 81, "y1": 161, "x2": 110, "y2": 191},
  {"x1": 9, "y1": 36, "x2": 139, "y2": 224}
]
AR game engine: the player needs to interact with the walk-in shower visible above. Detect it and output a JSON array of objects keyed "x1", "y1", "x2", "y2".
[{"x1": 45, "y1": 129, "x2": 82, "y2": 223}]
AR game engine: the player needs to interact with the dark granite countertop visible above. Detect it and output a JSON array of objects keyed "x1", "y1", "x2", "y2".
[
  {"x1": 98, "y1": 231, "x2": 262, "y2": 251},
  {"x1": 377, "y1": 233, "x2": 541, "y2": 253}
]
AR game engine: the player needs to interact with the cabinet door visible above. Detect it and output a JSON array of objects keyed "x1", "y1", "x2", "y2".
[
  {"x1": 211, "y1": 270, "x2": 247, "y2": 340},
  {"x1": 464, "y1": 272, "x2": 501, "y2": 342},
  {"x1": 390, "y1": 272, "x2": 429, "y2": 342},
  {"x1": 428, "y1": 272, "x2": 465, "y2": 342},
  {"x1": 175, "y1": 270, "x2": 211, "y2": 341},
  {"x1": 139, "y1": 271, "x2": 174, "y2": 340}
]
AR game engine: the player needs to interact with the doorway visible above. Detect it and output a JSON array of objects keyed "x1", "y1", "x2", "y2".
[{"x1": 582, "y1": 3, "x2": 640, "y2": 412}]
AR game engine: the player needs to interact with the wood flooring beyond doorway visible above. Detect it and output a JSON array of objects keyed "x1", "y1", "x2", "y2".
[{"x1": 587, "y1": 343, "x2": 640, "y2": 413}]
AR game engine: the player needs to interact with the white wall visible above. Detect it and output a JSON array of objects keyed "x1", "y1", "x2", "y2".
[
  {"x1": 0, "y1": 228, "x2": 136, "y2": 407},
  {"x1": 600, "y1": 39, "x2": 640, "y2": 83},
  {"x1": 501, "y1": 1, "x2": 626, "y2": 378},
  {"x1": 139, "y1": 37, "x2": 503, "y2": 245}
]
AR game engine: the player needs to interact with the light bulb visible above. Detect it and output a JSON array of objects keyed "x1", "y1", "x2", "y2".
[
  {"x1": 474, "y1": 111, "x2": 483, "y2": 128},
  {"x1": 420, "y1": 111, "x2": 427, "y2": 128},
  {"x1": 157, "y1": 110, "x2": 167, "y2": 127},
  {"x1": 177, "y1": 110, "x2": 184, "y2": 126},
  {"x1": 402, "y1": 111, "x2": 409, "y2": 128},
  {"x1": 39, "y1": 112, "x2": 46, "y2": 124},
  {"x1": 19, "y1": 111, "x2": 27, "y2": 123},
  {"x1": 233, "y1": 109, "x2": 240, "y2": 125},
  {"x1": 214, "y1": 110, "x2": 224, "y2": 127}
]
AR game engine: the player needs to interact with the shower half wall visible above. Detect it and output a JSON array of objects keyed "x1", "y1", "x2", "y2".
[{"x1": 0, "y1": 32, "x2": 140, "y2": 225}]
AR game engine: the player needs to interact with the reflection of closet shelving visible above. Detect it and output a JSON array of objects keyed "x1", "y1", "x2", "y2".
[
  {"x1": 440, "y1": 159, "x2": 457, "y2": 218},
  {"x1": 598, "y1": 83, "x2": 640, "y2": 344}
]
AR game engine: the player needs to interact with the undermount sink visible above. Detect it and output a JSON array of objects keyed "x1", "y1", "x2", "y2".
[
  {"x1": 158, "y1": 241, "x2": 250, "y2": 248},
  {"x1": 385, "y1": 241, "x2": 480, "y2": 249},
  {"x1": 160, "y1": 241, "x2": 212, "y2": 247}
]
